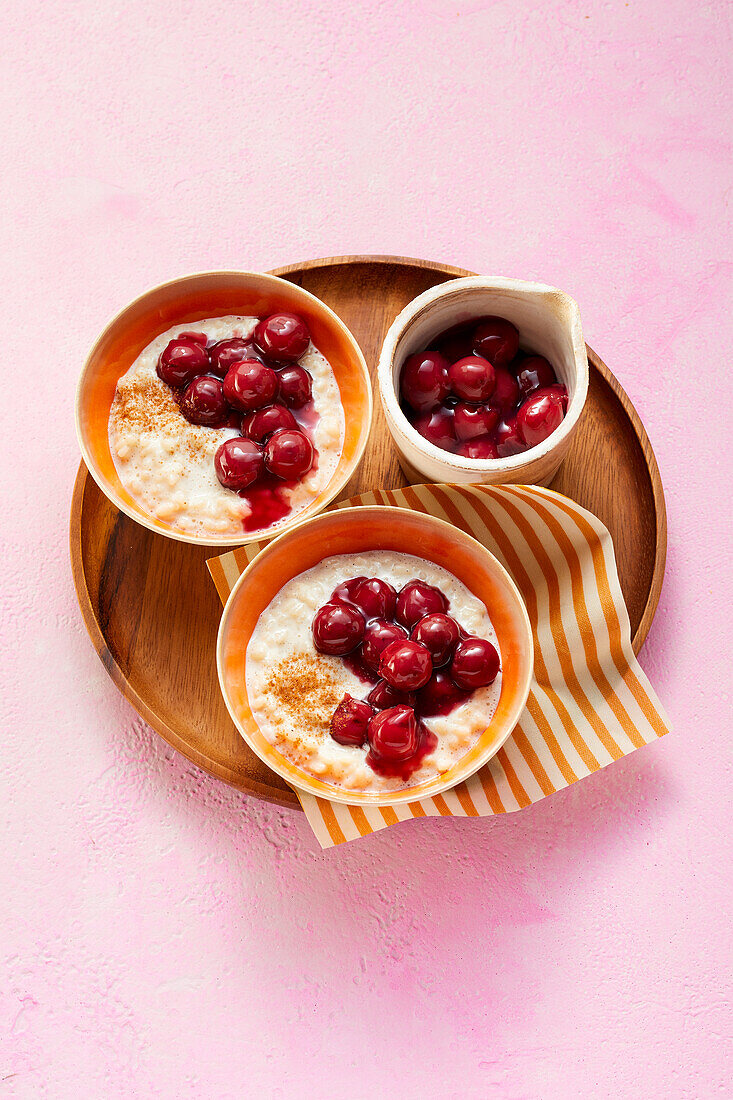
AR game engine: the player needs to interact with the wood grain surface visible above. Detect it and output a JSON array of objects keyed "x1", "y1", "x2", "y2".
[{"x1": 70, "y1": 255, "x2": 667, "y2": 808}]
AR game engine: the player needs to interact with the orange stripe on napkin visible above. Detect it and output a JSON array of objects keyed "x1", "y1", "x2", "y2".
[
  {"x1": 449, "y1": 488, "x2": 603, "y2": 773},
  {"x1": 544, "y1": 491, "x2": 669, "y2": 740},
  {"x1": 503, "y1": 486, "x2": 646, "y2": 749}
]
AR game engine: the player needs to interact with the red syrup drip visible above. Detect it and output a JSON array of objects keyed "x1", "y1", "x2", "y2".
[
  {"x1": 342, "y1": 651, "x2": 379, "y2": 686},
  {"x1": 415, "y1": 669, "x2": 471, "y2": 718},
  {"x1": 366, "y1": 720, "x2": 438, "y2": 781},
  {"x1": 419, "y1": 691, "x2": 469, "y2": 718},
  {"x1": 238, "y1": 419, "x2": 320, "y2": 534},
  {"x1": 239, "y1": 471, "x2": 296, "y2": 532}
]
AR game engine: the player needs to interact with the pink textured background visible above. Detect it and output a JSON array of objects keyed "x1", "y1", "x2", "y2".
[{"x1": 2, "y1": 0, "x2": 732, "y2": 1096}]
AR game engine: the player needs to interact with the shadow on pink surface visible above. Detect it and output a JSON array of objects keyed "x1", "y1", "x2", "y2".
[{"x1": 113, "y1": 696, "x2": 675, "y2": 915}]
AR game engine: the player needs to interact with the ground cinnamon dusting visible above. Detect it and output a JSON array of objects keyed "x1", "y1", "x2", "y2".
[
  {"x1": 264, "y1": 653, "x2": 344, "y2": 738},
  {"x1": 111, "y1": 373, "x2": 212, "y2": 460},
  {"x1": 113, "y1": 374, "x2": 180, "y2": 433}
]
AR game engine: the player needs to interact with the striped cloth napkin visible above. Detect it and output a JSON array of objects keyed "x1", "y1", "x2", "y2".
[{"x1": 207, "y1": 484, "x2": 670, "y2": 848}]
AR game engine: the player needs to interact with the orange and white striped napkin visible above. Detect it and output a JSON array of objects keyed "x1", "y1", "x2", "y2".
[{"x1": 208, "y1": 484, "x2": 670, "y2": 848}]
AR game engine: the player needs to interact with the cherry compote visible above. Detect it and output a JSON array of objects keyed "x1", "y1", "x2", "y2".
[
  {"x1": 264, "y1": 428, "x2": 314, "y2": 479},
  {"x1": 361, "y1": 619, "x2": 408, "y2": 673},
  {"x1": 213, "y1": 438, "x2": 263, "y2": 490},
  {"x1": 208, "y1": 337, "x2": 258, "y2": 377},
  {"x1": 399, "y1": 314, "x2": 568, "y2": 459},
  {"x1": 330, "y1": 695, "x2": 373, "y2": 746},
  {"x1": 154, "y1": 314, "x2": 321, "y2": 528},
  {"x1": 253, "y1": 313, "x2": 310, "y2": 362},
  {"x1": 157, "y1": 337, "x2": 209, "y2": 388},
  {"x1": 311, "y1": 575, "x2": 501, "y2": 778},
  {"x1": 244, "y1": 404, "x2": 297, "y2": 442}
]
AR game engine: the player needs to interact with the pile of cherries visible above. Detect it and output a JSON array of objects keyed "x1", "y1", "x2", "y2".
[
  {"x1": 311, "y1": 575, "x2": 500, "y2": 778},
  {"x1": 156, "y1": 312, "x2": 317, "y2": 491},
  {"x1": 400, "y1": 315, "x2": 568, "y2": 460}
]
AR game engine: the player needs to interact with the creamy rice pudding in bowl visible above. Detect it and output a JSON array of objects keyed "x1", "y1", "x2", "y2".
[
  {"x1": 217, "y1": 507, "x2": 534, "y2": 806},
  {"x1": 75, "y1": 271, "x2": 372, "y2": 545}
]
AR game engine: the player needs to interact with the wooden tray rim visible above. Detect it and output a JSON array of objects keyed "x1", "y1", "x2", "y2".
[{"x1": 69, "y1": 254, "x2": 667, "y2": 806}]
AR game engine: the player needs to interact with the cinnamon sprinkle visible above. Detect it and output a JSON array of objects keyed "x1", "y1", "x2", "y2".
[
  {"x1": 113, "y1": 373, "x2": 180, "y2": 433},
  {"x1": 263, "y1": 653, "x2": 344, "y2": 739},
  {"x1": 111, "y1": 372, "x2": 218, "y2": 461}
]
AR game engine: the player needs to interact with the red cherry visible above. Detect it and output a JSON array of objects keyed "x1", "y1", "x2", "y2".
[
  {"x1": 264, "y1": 428, "x2": 314, "y2": 479},
  {"x1": 395, "y1": 580, "x2": 449, "y2": 629},
  {"x1": 448, "y1": 356, "x2": 496, "y2": 402},
  {"x1": 253, "y1": 313, "x2": 310, "y2": 361},
  {"x1": 379, "y1": 639, "x2": 432, "y2": 691},
  {"x1": 416, "y1": 670, "x2": 470, "y2": 717},
  {"x1": 278, "y1": 365, "x2": 313, "y2": 408},
  {"x1": 331, "y1": 576, "x2": 368, "y2": 606},
  {"x1": 330, "y1": 694, "x2": 373, "y2": 746},
  {"x1": 413, "y1": 407, "x2": 456, "y2": 451},
  {"x1": 495, "y1": 417, "x2": 526, "y2": 457},
  {"x1": 245, "y1": 403, "x2": 297, "y2": 442},
  {"x1": 350, "y1": 578, "x2": 397, "y2": 621},
  {"x1": 472, "y1": 317, "x2": 519, "y2": 366},
  {"x1": 179, "y1": 376, "x2": 229, "y2": 426},
  {"x1": 312, "y1": 602, "x2": 365, "y2": 655},
  {"x1": 517, "y1": 387, "x2": 565, "y2": 447},
  {"x1": 457, "y1": 436, "x2": 499, "y2": 460},
  {"x1": 367, "y1": 705, "x2": 418, "y2": 762},
  {"x1": 179, "y1": 331, "x2": 208, "y2": 346},
  {"x1": 157, "y1": 338, "x2": 209, "y2": 388},
  {"x1": 214, "y1": 437, "x2": 264, "y2": 490},
  {"x1": 450, "y1": 637, "x2": 500, "y2": 689},
  {"x1": 367, "y1": 680, "x2": 416, "y2": 711},
  {"x1": 433, "y1": 324, "x2": 474, "y2": 363},
  {"x1": 516, "y1": 355, "x2": 556, "y2": 398},
  {"x1": 544, "y1": 383, "x2": 569, "y2": 410},
  {"x1": 490, "y1": 367, "x2": 520, "y2": 410},
  {"x1": 411, "y1": 613, "x2": 460, "y2": 666},
  {"x1": 453, "y1": 402, "x2": 499, "y2": 441},
  {"x1": 400, "y1": 351, "x2": 450, "y2": 412},
  {"x1": 361, "y1": 619, "x2": 408, "y2": 672},
  {"x1": 208, "y1": 338, "x2": 259, "y2": 378},
  {"x1": 223, "y1": 360, "x2": 279, "y2": 411}
]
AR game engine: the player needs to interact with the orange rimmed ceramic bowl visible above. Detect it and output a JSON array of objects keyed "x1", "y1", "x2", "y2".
[
  {"x1": 75, "y1": 271, "x2": 373, "y2": 546},
  {"x1": 217, "y1": 506, "x2": 534, "y2": 806}
]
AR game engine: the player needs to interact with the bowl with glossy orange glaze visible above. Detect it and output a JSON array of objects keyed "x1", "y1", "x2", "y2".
[
  {"x1": 75, "y1": 270, "x2": 373, "y2": 546},
  {"x1": 217, "y1": 506, "x2": 534, "y2": 806}
]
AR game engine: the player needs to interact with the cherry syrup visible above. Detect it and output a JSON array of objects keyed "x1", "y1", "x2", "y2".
[{"x1": 239, "y1": 445, "x2": 320, "y2": 534}]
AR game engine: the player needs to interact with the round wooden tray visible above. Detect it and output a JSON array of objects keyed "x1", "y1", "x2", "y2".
[{"x1": 70, "y1": 255, "x2": 667, "y2": 809}]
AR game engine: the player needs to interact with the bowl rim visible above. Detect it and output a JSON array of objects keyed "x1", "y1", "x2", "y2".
[
  {"x1": 74, "y1": 269, "x2": 374, "y2": 547},
  {"x1": 378, "y1": 274, "x2": 589, "y2": 474},
  {"x1": 216, "y1": 504, "x2": 534, "y2": 806}
]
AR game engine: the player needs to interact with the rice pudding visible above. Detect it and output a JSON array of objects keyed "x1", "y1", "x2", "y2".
[
  {"x1": 245, "y1": 551, "x2": 502, "y2": 793},
  {"x1": 108, "y1": 314, "x2": 344, "y2": 539}
]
